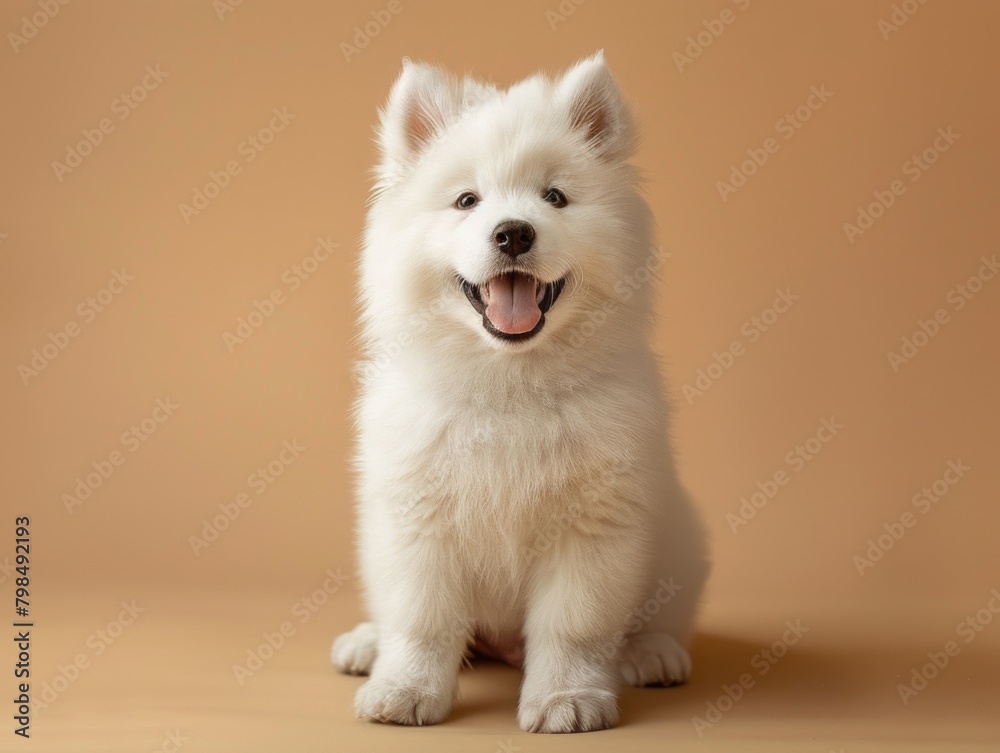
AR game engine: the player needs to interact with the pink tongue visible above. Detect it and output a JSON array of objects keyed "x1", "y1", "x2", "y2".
[{"x1": 485, "y1": 273, "x2": 541, "y2": 335}]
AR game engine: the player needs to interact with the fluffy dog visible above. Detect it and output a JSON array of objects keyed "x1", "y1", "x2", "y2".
[{"x1": 332, "y1": 52, "x2": 709, "y2": 733}]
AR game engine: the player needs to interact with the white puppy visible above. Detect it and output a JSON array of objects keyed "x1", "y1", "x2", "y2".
[{"x1": 332, "y1": 52, "x2": 709, "y2": 734}]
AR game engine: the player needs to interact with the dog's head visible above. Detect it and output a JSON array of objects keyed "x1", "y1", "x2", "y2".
[{"x1": 361, "y1": 53, "x2": 653, "y2": 353}]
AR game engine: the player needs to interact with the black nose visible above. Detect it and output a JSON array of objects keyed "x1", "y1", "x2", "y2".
[{"x1": 492, "y1": 220, "x2": 535, "y2": 258}]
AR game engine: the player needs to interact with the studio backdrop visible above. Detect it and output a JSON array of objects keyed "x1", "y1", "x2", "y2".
[{"x1": 1, "y1": 1, "x2": 997, "y2": 751}]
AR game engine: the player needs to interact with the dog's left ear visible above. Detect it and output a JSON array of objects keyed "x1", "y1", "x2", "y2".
[{"x1": 558, "y1": 51, "x2": 636, "y2": 160}]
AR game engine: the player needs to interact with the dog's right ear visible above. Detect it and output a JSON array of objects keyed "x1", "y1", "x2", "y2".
[{"x1": 377, "y1": 60, "x2": 461, "y2": 170}]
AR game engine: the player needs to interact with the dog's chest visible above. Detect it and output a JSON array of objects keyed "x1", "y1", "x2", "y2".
[
  {"x1": 362, "y1": 366, "x2": 646, "y2": 529},
  {"x1": 427, "y1": 405, "x2": 583, "y2": 508}
]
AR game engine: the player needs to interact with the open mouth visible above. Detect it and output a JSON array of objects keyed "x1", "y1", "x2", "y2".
[{"x1": 460, "y1": 272, "x2": 566, "y2": 342}]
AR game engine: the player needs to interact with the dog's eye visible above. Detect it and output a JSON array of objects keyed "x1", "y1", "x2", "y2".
[
  {"x1": 456, "y1": 192, "x2": 479, "y2": 209},
  {"x1": 543, "y1": 188, "x2": 568, "y2": 208}
]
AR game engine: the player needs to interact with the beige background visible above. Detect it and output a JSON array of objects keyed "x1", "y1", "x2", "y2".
[{"x1": 1, "y1": 0, "x2": 998, "y2": 750}]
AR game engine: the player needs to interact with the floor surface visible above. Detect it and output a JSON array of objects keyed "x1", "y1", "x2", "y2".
[{"x1": 26, "y1": 587, "x2": 1000, "y2": 752}]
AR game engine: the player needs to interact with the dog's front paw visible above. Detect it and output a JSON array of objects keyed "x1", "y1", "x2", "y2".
[
  {"x1": 354, "y1": 677, "x2": 452, "y2": 726},
  {"x1": 619, "y1": 631, "x2": 691, "y2": 687},
  {"x1": 331, "y1": 622, "x2": 378, "y2": 675},
  {"x1": 517, "y1": 689, "x2": 618, "y2": 733}
]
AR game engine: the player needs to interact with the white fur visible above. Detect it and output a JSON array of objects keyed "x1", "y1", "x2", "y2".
[{"x1": 332, "y1": 52, "x2": 709, "y2": 733}]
